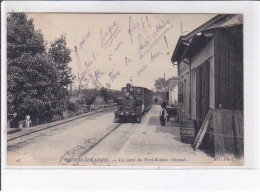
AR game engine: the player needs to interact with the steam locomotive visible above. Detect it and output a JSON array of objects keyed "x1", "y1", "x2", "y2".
[{"x1": 114, "y1": 83, "x2": 153, "y2": 123}]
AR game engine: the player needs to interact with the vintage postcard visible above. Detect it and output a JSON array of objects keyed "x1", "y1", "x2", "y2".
[{"x1": 5, "y1": 12, "x2": 244, "y2": 167}]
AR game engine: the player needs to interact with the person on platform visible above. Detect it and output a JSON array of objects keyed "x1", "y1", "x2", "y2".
[
  {"x1": 162, "y1": 99, "x2": 167, "y2": 108},
  {"x1": 160, "y1": 104, "x2": 167, "y2": 126},
  {"x1": 154, "y1": 97, "x2": 158, "y2": 105}
]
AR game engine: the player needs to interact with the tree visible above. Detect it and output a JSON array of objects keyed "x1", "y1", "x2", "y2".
[
  {"x1": 7, "y1": 13, "x2": 73, "y2": 123},
  {"x1": 7, "y1": 13, "x2": 45, "y2": 59},
  {"x1": 107, "y1": 89, "x2": 121, "y2": 103},
  {"x1": 48, "y1": 35, "x2": 73, "y2": 115},
  {"x1": 81, "y1": 89, "x2": 99, "y2": 106},
  {"x1": 154, "y1": 76, "x2": 178, "y2": 92},
  {"x1": 48, "y1": 35, "x2": 73, "y2": 87},
  {"x1": 8, "y1": 13, "x2": 51, "y2": 119},
  {"x1": 100, "y1": 87, "x2": 108, "y2": 103},
  {"x1": 154, "y1": 78, "x2": 168, "y2": 91}
]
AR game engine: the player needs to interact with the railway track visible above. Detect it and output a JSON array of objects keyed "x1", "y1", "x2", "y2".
[
  {"x1": 79, "y1": 123, "x2": 139, "y2": 157},
  {"x1": 7, "y1": 109, "x2": 117, "y2": 152},
  {"x1": 58, "y1": 122, "x2": 140, "y2": 165},
  {"x1": 8, "y1": 107, "x2": 140, "y2": 166},
  {"x1": 7, "y1": 108, "x2": 115, "y2": 143},
  {"x1": 78, "y1": 123, "x2": 122, "y2": 157}
]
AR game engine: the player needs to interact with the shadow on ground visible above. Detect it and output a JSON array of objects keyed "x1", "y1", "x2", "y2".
[
  {"x1": 147, "y1": 116, "x2": 183, "y2": 144},
  {"x1": 148, "y1": 116, "x2": 180, "y2": 127}
]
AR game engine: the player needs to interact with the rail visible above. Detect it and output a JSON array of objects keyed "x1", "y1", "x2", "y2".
[{"x1": 7, "y1": 106, "x2": 116, "y2": 142}]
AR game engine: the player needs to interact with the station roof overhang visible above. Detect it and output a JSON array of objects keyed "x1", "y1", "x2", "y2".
[
  {"x1": 171, "y1": 14, "x2": 241, "y2": 66},
  {"x1": 171, "y1": 32, "x2": 213, "y2": 65},
  {"x1": 170, "y1": 37, "x2": 189, "y2": 65}
]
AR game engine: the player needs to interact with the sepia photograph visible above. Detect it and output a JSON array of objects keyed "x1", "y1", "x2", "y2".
[{"x1": 5, "y1": 12, "x2": 244, "y2": 167}]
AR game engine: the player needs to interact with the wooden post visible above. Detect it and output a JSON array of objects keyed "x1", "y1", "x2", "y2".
[{"x1": 193, "y1": 109, "x2": 213, "y2": 150}]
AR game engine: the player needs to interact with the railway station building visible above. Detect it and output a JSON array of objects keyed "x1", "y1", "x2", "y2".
[{"x1": 171, "y1": 14, "x2": 244, "y2": 157}]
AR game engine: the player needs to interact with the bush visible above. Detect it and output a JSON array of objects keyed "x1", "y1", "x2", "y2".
[{"x1": 68, "y1": 102, "x2": 78, "y2": 112}]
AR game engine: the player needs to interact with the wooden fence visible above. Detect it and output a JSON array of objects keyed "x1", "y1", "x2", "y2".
[{"x1": 203, "y1": 109, "x2": 244, "y2": 158}]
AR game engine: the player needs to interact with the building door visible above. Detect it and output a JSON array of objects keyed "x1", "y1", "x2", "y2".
[{"x1": 196, "y1": 61, "x2": 210, "y2": 132}]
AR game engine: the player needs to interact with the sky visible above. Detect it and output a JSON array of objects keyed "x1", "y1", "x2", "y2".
[{"x1": 28, "y1": 13, "x2": 216, "y2": 90}]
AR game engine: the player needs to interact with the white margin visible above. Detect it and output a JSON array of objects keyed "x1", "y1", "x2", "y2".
[{"x1": 1, "y1": 1, "x2": 259, "y2": 190}]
